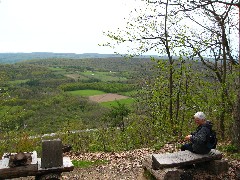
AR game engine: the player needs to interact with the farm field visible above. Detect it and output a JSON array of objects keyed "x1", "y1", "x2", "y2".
[
  {"x1": 80, "y1": 71, "x2": 127, "y2": 82},
  {"x1": 48, "y1": 66, "x2": 128, "y2": 82},
  {"x1": 100, "y1": 97, "x2": 135, "y2": 108},
  {"x1": 67, "y1": 90, "x2": 106, "y2": 96},
  {"x1": 67, "y1": 89, "x2": 134, "y2": 107},
  {"x1": 48, "y1": 67, "x2": 65, "y2": 71},
  {"x1": 88, "y1": 93, "x2": 129, "y2": 103},
  {"x1": 65, "y1": 74, "x2": 88, "y2": 81}
]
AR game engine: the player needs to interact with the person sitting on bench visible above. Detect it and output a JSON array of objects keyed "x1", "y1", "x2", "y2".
[{"x1": 181, "y1": 112, "x2": 216, "y2": 154}]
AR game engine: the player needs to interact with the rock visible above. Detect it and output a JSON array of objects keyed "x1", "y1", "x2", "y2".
[{"x1": 8, "y1": 152, "x2": 32, "y2": 167}]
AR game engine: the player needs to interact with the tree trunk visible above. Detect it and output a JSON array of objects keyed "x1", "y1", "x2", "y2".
[
  {"x1": 164, "y1": 0, "x2": 175, "y2": 135},
  {"x1": 219, "y1": 24, "x2": 227, "y2": 139},
  {"x1": 233, "y1": 4, "x2": 240, "y2": 152},
  {"x1": 233, "y1": 91, "x2": 240, "y2": 151}
]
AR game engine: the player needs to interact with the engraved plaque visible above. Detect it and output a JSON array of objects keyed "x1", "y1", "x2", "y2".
[{"x1": 41, "y1": 139, "x2": 63, "y2": 168}]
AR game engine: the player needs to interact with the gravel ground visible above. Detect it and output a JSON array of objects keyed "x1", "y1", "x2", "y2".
[
  {"x1": 61, "y1": 148, "x2": 152, "y2": 180},
  {"x1": 62, "y1": 146, "x2": 240, "y2": 180},
  {"x1": 9, "y1": 144, "x2": 240, "y2": 180}
]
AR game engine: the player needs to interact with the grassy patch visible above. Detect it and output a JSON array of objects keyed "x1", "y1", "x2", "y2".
[
  {"x1": 8, "y1": 79, "x2": 29, "y2": 85},
  {"x1": 68, "y1": 89, "x2": 106, "y2": 96},
  {"x1": 100, "y1": 98, "x2": 135, "y2": 108},
  {"x1": 48, "y1": 67, "x2": 65, "y2": 71},
  {"x1": 80, "y1": 71, "x2": 127, "y2": 82},
  {"x1": 0, "y1": 105, "x2": 22, "y2": 116},
  {"x1": 229, "y1": 153, "x2": 240, "y2": 159},
  {"x1": 71, "y1": 159, "x2": 108, "y2": 168},
  {"x1": 218, "y1": 144, "x2": 238, "y2": 153},
  {"x1": 218, "y1": 143, "x2": 240, "y2": 160}
]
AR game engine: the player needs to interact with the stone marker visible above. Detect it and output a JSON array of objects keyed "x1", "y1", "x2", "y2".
[{"x1": 41, "y1": 139, "x2": 63, "y2": 169}]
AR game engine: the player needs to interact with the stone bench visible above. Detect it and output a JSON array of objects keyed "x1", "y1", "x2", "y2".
[{"x1": 143, "y1": 149, "x2": 228, "y2": 180}]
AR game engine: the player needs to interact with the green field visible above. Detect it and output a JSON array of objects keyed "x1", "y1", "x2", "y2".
[
  {"x1": 8, "y1": 79, "x2": 29, "y2": 85},
  {"x1": 68, "y1": 89, "x2": 106, "y2": 96},
  {"x1": 67, "y1": 89, "x2": 135, "y2": 108}
]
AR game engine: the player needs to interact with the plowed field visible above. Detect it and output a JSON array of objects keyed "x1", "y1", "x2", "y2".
[{"x1": 88, "y1": 93, "x2": 129, "y2": 103}]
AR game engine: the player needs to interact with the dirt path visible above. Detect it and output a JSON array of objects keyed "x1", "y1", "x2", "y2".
[{"x1": 88, "y1": 93, "x2": 129, "y2": 103}]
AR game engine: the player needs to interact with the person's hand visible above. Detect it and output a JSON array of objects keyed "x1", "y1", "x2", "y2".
[{"x1": 185, "y1": 135, "x2": 192, "y2": 141}]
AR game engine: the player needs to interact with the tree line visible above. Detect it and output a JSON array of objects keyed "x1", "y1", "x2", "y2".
[{"x1": 59, "y1": 82, "x2": 137, "y2": 93}]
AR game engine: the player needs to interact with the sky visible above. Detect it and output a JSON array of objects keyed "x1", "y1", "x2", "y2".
[{"x1": 0, "y1": 0, "x2": 138, "y2": 54}]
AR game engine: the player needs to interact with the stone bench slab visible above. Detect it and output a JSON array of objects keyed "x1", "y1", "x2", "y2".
[{"x1": 152, "y1": 149, "x2": 222, "y2": 170}]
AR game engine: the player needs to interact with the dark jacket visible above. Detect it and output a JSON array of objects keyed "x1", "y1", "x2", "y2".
[{"x1": 190, "y1": 120, "x2": 212, "y2": 154}]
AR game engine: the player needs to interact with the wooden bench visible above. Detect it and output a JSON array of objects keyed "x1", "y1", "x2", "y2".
[
  {"x1": 0, "y1": 139, "x2": 74, "y2": 180},
  {"x1": 143, "y1": 149, "x2": 229, "y2": 180}
]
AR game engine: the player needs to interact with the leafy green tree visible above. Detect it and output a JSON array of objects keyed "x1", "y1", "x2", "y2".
[
  {"x1": 170, "y1": 0, "x2": 240, "y2": 150},
  {"x1": 178, "y1": 1, "x2": 237, "y2": 139},
  {"x1": 107, "y1": 101, "x2": 131, "y2": 132},
  {"x1": 104, "y1": 0, "x2": 239, "y2": 147},
  {"x1": 104, "y1": 0, "x2": 191, "y2": 135}
]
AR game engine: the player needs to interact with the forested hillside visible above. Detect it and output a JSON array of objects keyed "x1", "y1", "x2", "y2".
[
  {"x1": 0, "y1": 57, "x2": 154, "y2": 138},
  {"x1": 0, "y1": 52, "x2": 121, "y2": 63},
  {"x1": 0, "y1": 55, "x2": 239, "y2": 169},
  {"x1": 0, "y1": 52, "x2": 155, "y2": 64}
]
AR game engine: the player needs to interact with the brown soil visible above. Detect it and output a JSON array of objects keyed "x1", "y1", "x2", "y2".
[
  {"x1": 65, "y1": 74, "x2": 81, "y2": 81},
  {"x1": 88, "y1": 93, "x2": 129, "y2": 103}
]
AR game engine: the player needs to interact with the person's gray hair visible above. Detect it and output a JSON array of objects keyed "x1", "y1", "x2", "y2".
[{"x1": 194, "y1": 112, "x2": 206, "y2": 120}]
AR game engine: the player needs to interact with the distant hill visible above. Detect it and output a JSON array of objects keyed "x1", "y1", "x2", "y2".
[{"x1": 0, "y1": 52, "x2": 158, "y2": 64}]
